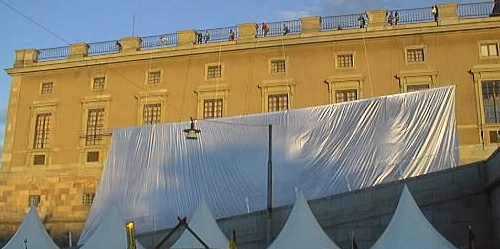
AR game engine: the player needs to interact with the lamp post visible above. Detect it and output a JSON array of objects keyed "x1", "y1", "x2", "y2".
[{"x1": 183, "y1": 119, "x2": 273, "y2": 213}]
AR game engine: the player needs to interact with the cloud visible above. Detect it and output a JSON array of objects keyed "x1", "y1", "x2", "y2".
[{"x1": 278, "y1": 10, "x2": 312, "y2": 20}]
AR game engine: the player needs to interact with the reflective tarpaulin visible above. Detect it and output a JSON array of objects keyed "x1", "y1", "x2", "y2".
[{"x1": 79, "y1": 86, "x2": 459, "y2": 245}]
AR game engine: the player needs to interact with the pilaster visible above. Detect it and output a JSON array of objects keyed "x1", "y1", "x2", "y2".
[
  {"x1": 237, "y1": 23, "x2": 258, "y2": 41},
  {"x1": 70, "y1": 43, "x2": 89, "y2": 59},
  {"x1": 367, "y1": 10, "x2": 388, "y2": 30},
  {"x1": 120, "y1": 37, "x2": 142, "y2": 53},
  {"x1": 300, "y1": 16, "x2": 321, "y2": 35},
  {"x1": 177, "y1": 30, "x2": 197, "y2": 46},
  {"x1": 14, "y1": 49, "x2": 38, "y2": 68},
  {"x1": 437, "y1": 4, "x2": 459, "y2": 25}
]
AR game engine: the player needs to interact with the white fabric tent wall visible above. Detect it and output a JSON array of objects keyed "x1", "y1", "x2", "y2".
[
  {"x1": 370, "y1": 185, "x2": 458, "y2": 249},
  {"x1": 2, "y1": 207, "x2": 60, "y2": 249},
  {"x1": 267, "y1": 191, "x2": 341, "y2": 249},
  {"x1": 171, "y1": 199, "x2": 229, "y2": 249},
  {"x1": 79, "y1": 86, "x2": 460, "y2": 244},
  {"x1": 80, "y1": 205, "x2": 145, "y2": 249}
]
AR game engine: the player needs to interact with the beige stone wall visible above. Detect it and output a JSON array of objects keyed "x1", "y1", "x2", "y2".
[{"x1": 2, "y1": 8, "x2": 500, "y2": 245}]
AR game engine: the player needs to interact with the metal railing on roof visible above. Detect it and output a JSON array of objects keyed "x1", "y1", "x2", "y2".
[
  {"x1": 322, "y1": 13, "x2": 367, "y2": 30},
  {"x1": 388, "y1": 7, "x2": 435, "y2": 25},
  {"x1": 88, "y1": 40, "x2": 120, "y2": 56},
  {"x1": 37, "y1": 46, "x2": 70, "y2": 62},
  {"x1": 195, "y1": 26, "x2": 238, "y2": 44},
  {"x1": 257, "y1": 19, "x2": 300, "y2": 37},
  {"x1": 459, "y1": 1, "x2": 497, "y2": 19},
  {"x1": 29, "y1": 2, "x2": 500, "y2": 63},
  {"x1": 141, "y1": 33, "x2": 178, "y2": 49}
]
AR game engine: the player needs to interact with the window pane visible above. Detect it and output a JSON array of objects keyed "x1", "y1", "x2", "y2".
[
  {"x1": 271, "y1": 60, "x2": 286, "y2": 74},
  {"x1": 407, "y1": 84, "x2": 430, "y2": 92},
  {"x1": 407, "y1": 48, "x2": 425, "y2": 62},
  {"x1": 335, "y1": 90, "x2": 358, "y2": 103},
  {"x1": 482, "y1": 81, "x2": 500, "y2": 123},
  {"x1": 143, "y1": 103, "x2": 162, "y2": 125},
  {"x1": 489, "y1": 44, "x2": 499, "y2": 56},
  {"x1": 93, "y1": 77, "x2": 105, "y2": 90},
  {"x1": 207, "y1": 65, "x2": 222, "y2": 78},
  {"x1": 337, "y1": 54, "x2": 353, "y2": 68},
  {"x1": 41, "y1": 82, "x2": 53, "y2": 94},
  {"x1": 203, "y1": 99, "x2": 223, "y2": 119},
  {"x1": 86, "y1": 108, "x2": 105, "y2": 146},
  {"x1": 34, "y1": 113, "x2": 51, "y2": 149},
  {"x1": 268, "y1": 94, "x2": 288, "y2": 112},
  {"x1": 148, "y1": 71, "x2": 161, "y2": 84}
]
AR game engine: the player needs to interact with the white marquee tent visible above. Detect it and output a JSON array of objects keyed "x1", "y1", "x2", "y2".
[
  {"x1": 2, "y1": 207, "x2": 60, "y2": 249},
  {"x1": 80, "y1": 205, "x2": 146, "y2": 249},
  {"x1": 370, "y1": 185, "x2": 458, "y2": 249},
  {"x1": 267, "y1": 191, "x2": 341, "y2": 249},
  {"x1": 171, "y1": 199, "x2": 229, "y2": 249}
]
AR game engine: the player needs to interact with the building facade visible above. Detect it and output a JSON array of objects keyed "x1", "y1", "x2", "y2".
[{"x1": 1, "y1": 2, "x2": 500, "y2": 246}]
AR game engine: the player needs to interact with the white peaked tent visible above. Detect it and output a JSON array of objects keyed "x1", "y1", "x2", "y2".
[
  {"x1": 2, "y1": 206, "x2": 60, "y2": 249},
  {"x1": 267, "y1": 191, "x2": 341, "y2": 249},
  {"x1": 80, "y1": 205, "x2": 145, "y2": 249},
  {"x1": 370, "y1": 185, "x2": 458, "y2": 249},
  {"x1": 171, "y1": 199, "x2": 229, "y2": 249}
]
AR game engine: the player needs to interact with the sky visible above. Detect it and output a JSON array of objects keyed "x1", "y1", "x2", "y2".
[{"x1": 0, "y1": 0, "x2": 484, "y2": 160}]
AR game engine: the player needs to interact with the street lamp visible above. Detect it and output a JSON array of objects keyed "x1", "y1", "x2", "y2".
[{"x1": 183, "y1": 117, "x2": 201, "y2": 139}]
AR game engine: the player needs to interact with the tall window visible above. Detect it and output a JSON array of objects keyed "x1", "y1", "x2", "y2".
[
  {"x1": 148, "y1": 71, "x2": 162, "y2": 84},
  {"x1": 33, "y1": 113, "x2": 51, "y2": 149},
  {"x1": 335, "y1": 90, "x2": 358, "y2": 103},
  {"x1": 482, "y1": 80, "x2": 500, "y2": 123},
  {"x1": 207, "y1": 65, "x2": 222, "y2": 79},
  {"x1": 86, "y1": 108, "x2": 105, "y2": 146},
  {"x1": 268, "y1": 94, "x2": 288, "y2": 112},
  {"x1": 82, "y1": 193, "x2": 95, "y2": 206},
  {"x1": 203, "y1": 99, "x2": 223, "y2": 119},
  {"x1": 480, "y1": 43, "x2": 499, "y2": 57},
  {"x1": 270, "y1": 60, "x2": 286, "y2": 74},
  {"x1": 407, "y1": 84, "x2": 430, "y2": 92},
  {"x1": 336, "y1": 54, "x2": 354, "y2": 68},
  {"x1": 28, "y1": 195, "x2": 40, "y2": 207},
  {"x1": 143, "y1": 103, "x2": 162, "y2": 125},
  {"x1": 41, "y1": 82, "x2": 53, "y2": 94},
  {"x1": 92, "y1": 77, "x2": 105, "y2": 91},
  {"x1": 407, "y1": 48, "x2": 425, "y2": 62}
]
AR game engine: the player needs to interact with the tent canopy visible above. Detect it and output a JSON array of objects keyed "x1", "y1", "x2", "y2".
[
  {"x1": 267, "y1": 191, "x2": 341, "y2": 249},
  {"x1": 2, "y1": 206, "x2": 60, "y2": 249},
  {"x1": 171, "y1": 199, "x2": 229, "y2": 249},
  {"x1": 370, "y1": 185, "x2": 458, "y2": 249}
]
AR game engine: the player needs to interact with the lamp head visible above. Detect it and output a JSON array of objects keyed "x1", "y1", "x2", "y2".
[{"x1": 183, "y1": 117, "x2": 201, "y2": 139}]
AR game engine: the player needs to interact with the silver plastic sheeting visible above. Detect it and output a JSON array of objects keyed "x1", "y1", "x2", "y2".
[{"x1": 79, "y1": 86, "x2": 459, "y2": 245}]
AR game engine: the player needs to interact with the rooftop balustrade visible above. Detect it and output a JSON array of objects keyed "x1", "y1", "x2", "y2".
[
  {"x1": 322, "y1": 13, "x2": 367, "y2": 30},
  {"x1": 195, "y1": 26, "x2": 238, "y2": 44},
  {"x1": 16, "y1": 2, "x2": 499, "y2": 65}
]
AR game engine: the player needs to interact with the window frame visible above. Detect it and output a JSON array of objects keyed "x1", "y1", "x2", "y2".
[
  {"x1": 258, "y1": 79, "x2": 295, "y2": 112},
  {"x1": 404, "y1": 45, "x2": 427, "y2": 65},
  {"x1": 195, "y1": 84, "x2": 229, "y2": 120},
  {"x1": 268, "y1": 57, "x2": 288, "y2": 76},
  {"x1": 92, "y1": 76, "x2": 106, "y2": 91},
  {"x1": 396, "y1": 69, "x2": 437, "y2": 93},
  {"x1": 334, "y1": 52, "x2": 356, "y2": 69},
  {"x1": 40, "y1": 81, "x2": 54, "y2": 95},
  {"x1": 324, "y1": 74, "x2": 364, "y2": 104},
  {"x1": 478, "y1": 41, "x2": 499, "y2": 59},
  {"x1": 28, "y1": 100, "x2": 57, "y2": 166},
  {"x1": 205, "y1": 63, "x2": 224, "y2": 81},
  {"x1": 28, "y1": 195, "x2": 41, "y2": 207},
  {"x1": 135, "y1": 90, "x2": 169, "y2": 126},
  {"x1": 82, "y1": 193, "x2": 95, "y2": 206},
  {"x1": 146, "y1": 69, "x2": 164, "y2": 85}
]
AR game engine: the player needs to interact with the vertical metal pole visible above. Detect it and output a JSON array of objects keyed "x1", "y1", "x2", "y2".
[
  {"x1": 266, "y1": 124, "x2": 273, "y2": 246},
  {"x1": 267, "y1": 124, "x2": 273, "y2": 213}
]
